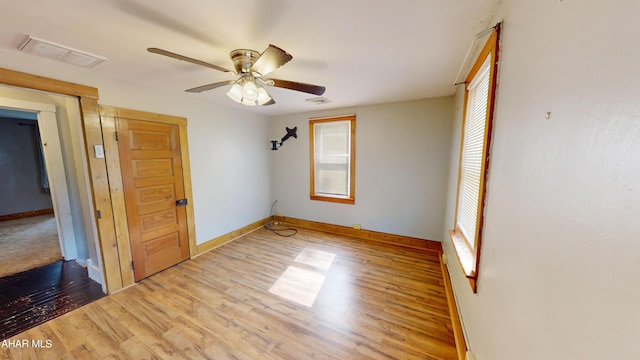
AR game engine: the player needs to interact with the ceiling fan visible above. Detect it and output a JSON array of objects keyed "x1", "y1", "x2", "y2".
[{"x1": 147, "y1": 44, "x2": 325, "y2": 106}]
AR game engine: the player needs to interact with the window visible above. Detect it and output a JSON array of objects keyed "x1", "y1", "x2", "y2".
[
  {"x1": 449, "y1": 26, "x2": 500, "y2": 292},
  {"x1": 309, "y1": 115, "x2": 355, "y2": 204}
]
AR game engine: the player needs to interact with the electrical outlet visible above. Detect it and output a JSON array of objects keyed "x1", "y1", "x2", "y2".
[
  {"x1": 442, "y1": 254, "x2": 448, "y2": 265},
  {"x1": 352, "y1": 224, "x2": 361, "y2": 230}
]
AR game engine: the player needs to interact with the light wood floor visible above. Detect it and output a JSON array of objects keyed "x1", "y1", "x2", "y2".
[{"x1": 1, "y1": 227, "x2": 457, "y2": 359}]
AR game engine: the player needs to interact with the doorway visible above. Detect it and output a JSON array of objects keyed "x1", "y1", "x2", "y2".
[
  {"x1": 99, "y1": 106, "x2": 197, "y2": 287},
  {"x1": 0, "y1": 111, "x2": 63, "y2": 277},
  {"x1": 0, "y1": 68, "x2": 196, "y2": 293},
  {"x1": 0, "y1": 93, "x2": 107, "y2": 339},
  {"x1": 0, "y1": 98, "x2": 78, "y2": 262},
  {"x1": 0, "y1": 90, "x2": 103, "y2": 287}
]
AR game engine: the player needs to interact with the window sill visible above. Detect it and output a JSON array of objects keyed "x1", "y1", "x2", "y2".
[
  {"x1": 310, "y1": 194, "x2": 355, "y2": 205},
  {"x1": 448, "y1": 230, "x2": 478, "y2": 292}
]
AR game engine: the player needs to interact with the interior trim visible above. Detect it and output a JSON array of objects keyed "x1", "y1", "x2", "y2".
[
  {"x1": 275, "y1": 216, "x2": 443, "y2": 253},
  {"x1": 0, "y1": 208, "x2": 54, "y2": 221},
  {"x1": 0, "y1": 67, "x2": 98, "y2": 99},
  {"x1": 441, "y1": 255, "x2": 468, "y2": 360},
  {"x1": 195, "y1": 217, "x2": 270, "y2": 255},
  {"x1": 0, "y1": 66, "x2": 122, "y2": 294}
]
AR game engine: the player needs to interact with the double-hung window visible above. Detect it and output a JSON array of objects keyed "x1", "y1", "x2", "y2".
[
  {"x1": 450, "y1": 26, "x2": 500, "y2": 292},
  {"x1": 309, "y1": 115, "x2": 355, "y2": 204}
]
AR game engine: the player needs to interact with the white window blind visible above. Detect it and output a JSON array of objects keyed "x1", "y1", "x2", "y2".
[
  {"x1": 457, "y1": 55, "x2": 491, "y2": 249},
  {"x1": 313, "y1": 120, "x2": 351, "y2": 197}
]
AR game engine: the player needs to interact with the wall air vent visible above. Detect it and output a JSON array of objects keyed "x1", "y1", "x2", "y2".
[
  {"x1": 305, "y1": 97, "x2": 331, "y2": 105},
  {"x1": 19, "y1": 36, "x2": 106, "y2": 68}
]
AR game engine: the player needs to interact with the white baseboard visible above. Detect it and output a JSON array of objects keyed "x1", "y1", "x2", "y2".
[
  {"x1": 75, "y1": 258, "x2": 87, "y2": 267},
  {"x1": 86, "y1": 258, "x2": 104, "y2": 285}
]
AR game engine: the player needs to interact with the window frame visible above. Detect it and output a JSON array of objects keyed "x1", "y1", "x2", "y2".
[
  {"x1": 449, "y1": 26, "x2": 500, "y2": 292},
  {"x1": 309, "y1": 115, "x2": 356, "y2": 204}
]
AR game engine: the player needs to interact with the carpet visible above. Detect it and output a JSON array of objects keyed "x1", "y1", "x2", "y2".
[{"x1": 0, "y1": 214, "x2": 63, "y2": 278}]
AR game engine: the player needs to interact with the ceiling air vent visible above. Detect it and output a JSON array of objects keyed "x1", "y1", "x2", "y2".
[
  {"x1": 305, "y1": 97, "x2": 331, "y2": 105},
  {"x1": 19, "y1": 36, "x2": 106, "y2": 68}
]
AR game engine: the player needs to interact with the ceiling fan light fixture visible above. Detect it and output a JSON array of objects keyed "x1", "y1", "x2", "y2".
[
  {"x1": 256, "y1": 87, "x2": 272, "y2": 105},
  {"x1": 150, "y1": 44, "x2": 323, "y2": 107},
  {"x1": 226, "y1": 77, "x2": 272, "y2": 106},
  {"x1": 226, "y1": 83, "x2": 244, "y2": 103},
  {"x1": 241, "y1": 97, "x2": 257, "y2": 106},
  {"x1": 242, "y1": 80, "x2": 258, "y2": 102}
]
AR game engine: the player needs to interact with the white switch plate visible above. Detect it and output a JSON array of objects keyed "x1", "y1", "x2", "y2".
[{"x1": 94, "y1": 144, "x2": 105, "y2": 158}]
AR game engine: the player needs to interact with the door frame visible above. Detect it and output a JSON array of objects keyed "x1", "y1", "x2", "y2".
[
  {"x1": 0, "y1": 99, "x2": 78, "y2": 260},
  {"x1": 0, "y1": 68, "x2": 196, "y2": 293},
  {"x1": 0, "y1": 67, "x2": 123, "y2": 292},
  {"x1": 100, "y1": 106, "x2": 197, "y2": 287}
]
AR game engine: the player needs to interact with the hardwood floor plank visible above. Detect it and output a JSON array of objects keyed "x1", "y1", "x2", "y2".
[
  {"x1": 119, "y1": 335, "x2": 160, "y2": 360},
  {"x1": 82, "y1": 302, "x2": 134, "y2": 344},
  {"x1": 2, "y1": 227, "x2": 457, "y2": 359},
  {"x1": 0, "y1": 261, "x2": 105, "y2": 341},
  {"x1": 96, "y1": 296, "x2": 190, "y2": 360}
]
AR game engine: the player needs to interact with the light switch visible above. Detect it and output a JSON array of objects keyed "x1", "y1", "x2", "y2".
[{"x1": 94, "y1": 145, "x2": 105, "y2": 158}]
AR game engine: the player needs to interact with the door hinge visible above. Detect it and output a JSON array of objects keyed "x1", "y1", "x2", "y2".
[
  {"x1": 115, "y1": 131, "x2": 119, "y2": 142},
  {"x1": 131, "y1": 261, "x2": 134, "y2": 270}
]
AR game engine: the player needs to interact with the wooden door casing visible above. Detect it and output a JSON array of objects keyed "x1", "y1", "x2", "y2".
[{"x1": 117, "y1": 118, "x2": 189, "y2": 281}]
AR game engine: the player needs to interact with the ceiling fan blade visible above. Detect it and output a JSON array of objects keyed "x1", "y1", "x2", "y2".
[
  {"x1": 251, "y1": 45, "x2": 293, "y2": 77},
  {"x1": 263, "y1": 99, "x2": 276, "y2": 106},
  {"x1": 148, "y1": 48, "x2": 234, "y2": 73},
  {"x1": 185, "y1": 80, "x2": 236, "y2": 93},
  {"x1": 266, "y1": 78, "x2": 326, "y2": 95}
]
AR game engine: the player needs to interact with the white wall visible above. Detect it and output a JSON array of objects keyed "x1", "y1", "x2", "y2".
[
  {"x1": 443, "y1": 0, "x2": 640, "y2": 359},
  {"x1": 0, "y1": 50, "x2": 272, "y2": 246},
  {"x1": 271, "y1": 97, "x2": 453, "y2": 241}
]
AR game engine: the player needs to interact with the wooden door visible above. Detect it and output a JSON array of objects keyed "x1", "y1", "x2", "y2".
[{"x1": 117, "y1": 118, "x2": 189, "y2": 281}]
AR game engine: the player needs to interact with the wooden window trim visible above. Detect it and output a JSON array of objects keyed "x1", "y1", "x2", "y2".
[
  {"x1": 309, "y1": 115, "x2": 356, "y2": 205},
  {"x1": 449, "y1": 25, "x2": 500, "y2": 293}
]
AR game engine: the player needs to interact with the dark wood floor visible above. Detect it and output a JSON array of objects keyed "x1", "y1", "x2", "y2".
[
  {"x1": 1, "y1": 228, "x2": 456, "y2": 359},
  {"x1": 0, "y1": 260, "x2": 105, "y2": 340}
]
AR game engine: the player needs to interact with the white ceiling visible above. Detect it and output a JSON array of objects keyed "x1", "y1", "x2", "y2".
[{"x1": 0, "y1": 0, "x2": 499, "y2": 116}]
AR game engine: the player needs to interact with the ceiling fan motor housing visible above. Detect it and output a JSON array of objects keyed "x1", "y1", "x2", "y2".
[{"x1": 230, "y1": 49, "x2": 260, "y2": 74}]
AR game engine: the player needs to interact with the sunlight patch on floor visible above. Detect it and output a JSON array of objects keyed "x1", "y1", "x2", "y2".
[
  {"x1": 269, "y1": 266, "x2": 326, "y2": 307},
  {"x1": 294, "y1": 248, "x2": 335, "y2": 270}
]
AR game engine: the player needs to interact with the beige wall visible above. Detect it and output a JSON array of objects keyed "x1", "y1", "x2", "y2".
[{"x1": 443, "y1": 0, "x2": 640, "y2": 359}]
